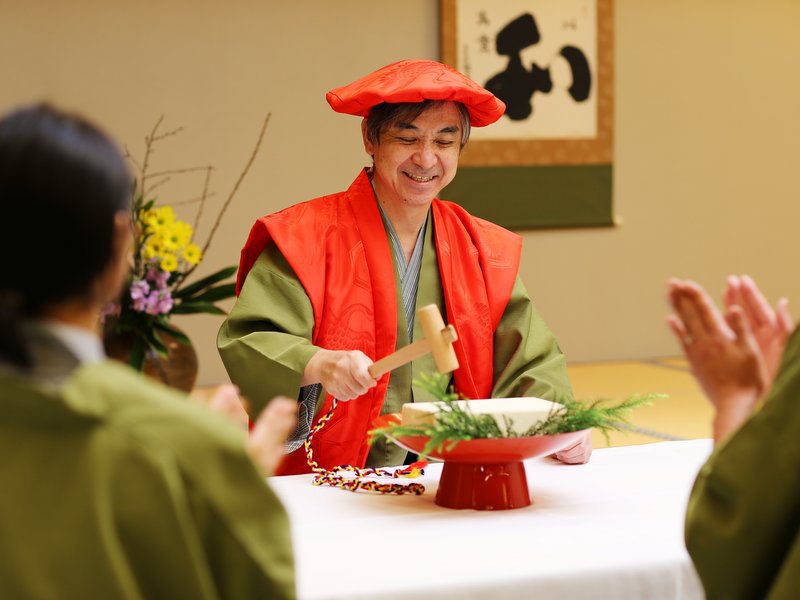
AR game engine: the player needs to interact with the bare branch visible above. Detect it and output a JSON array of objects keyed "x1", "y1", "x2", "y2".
[
  {"x1": 171, "y1": 191, "x2": 217, "y2": 207},
  {"x1": 201, "y1": 112, "x2": 271, "y2": 256},
  {"x1": 124, "y1": 145, "x2": 142, "y2": 171},
  {"x1": 151, "y1": 125, "x2": 183, "y2": 142},
  {"x1": 181, "y1": 112, "x2": 271, "y2": 282},
  {"x1": 139, "y1": 115, "x2": 164, "y2": 188},
  {"x1": 129, "y1": 114, "x2": 271, "y2": 292},
  {"x1": 192, "y1": 166, "x2": 214, "y2": 235},
  {"x1": 144, "y1": 175, "x2": 172, "y2": 197},
  {"x1": 146, "y1": 165, "x2": 214, "y2": 179}
]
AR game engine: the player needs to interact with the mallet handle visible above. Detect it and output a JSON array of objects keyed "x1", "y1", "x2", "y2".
[
  {"x1": 368, "y1": 340, "x2": 430, "y2": 379},
  {"x1": 367, "y1": 326, "x2": 457, "y2": 379}
]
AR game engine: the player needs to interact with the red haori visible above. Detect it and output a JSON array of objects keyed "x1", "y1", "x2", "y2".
[{"x1": 237, "y1": 170, "x2": 521, "y2": 475}]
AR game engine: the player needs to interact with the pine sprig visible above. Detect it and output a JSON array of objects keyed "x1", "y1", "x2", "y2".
[
  {"x1": 369, "y1": 371, "x2": 663, "y2": 457},
  {"x1": 524, "y1": 395, "x2": 659, "y2": 444},
  {"x1": 370, "y1": 372, "x2": 503, "y2": 456}
]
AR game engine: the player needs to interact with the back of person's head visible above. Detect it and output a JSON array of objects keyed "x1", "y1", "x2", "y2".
[{"x1": 0, "y1": 103, "x2": 131, "y2": 367}]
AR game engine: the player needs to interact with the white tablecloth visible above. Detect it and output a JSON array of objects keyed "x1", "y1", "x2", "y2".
[{"x1": 269, "y1": 439, "x2": 711, "y2": 600}]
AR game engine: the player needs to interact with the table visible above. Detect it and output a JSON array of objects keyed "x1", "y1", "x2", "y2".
[{"x1": 269, "y1": 439, "x2": 711, "y2": 600}]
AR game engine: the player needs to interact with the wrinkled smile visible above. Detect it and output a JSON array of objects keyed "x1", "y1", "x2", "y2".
[{"x1": 404, "y1": 172, "x2": 436, "y2": 183}]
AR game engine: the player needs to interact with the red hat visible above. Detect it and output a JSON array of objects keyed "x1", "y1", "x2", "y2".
[{"x1": 326, "y1": 59, "x2": 506, "y2": 127}]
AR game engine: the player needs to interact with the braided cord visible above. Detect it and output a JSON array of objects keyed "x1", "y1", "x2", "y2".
[{"x1": 305, "y1": 398, "x2": 426, "y2": 495}]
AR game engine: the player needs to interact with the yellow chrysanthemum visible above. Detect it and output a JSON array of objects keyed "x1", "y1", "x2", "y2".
[
  {"x1": 154, "y1": 205, "x2": 176, "y2": 224},
  {"x1": 142, "y1": 239, "x2": 163, "y2": 260},
  {"x1": 156, "y1": 228, "x2": 181, "y2": 252},
  {"x1": 144, "y1": 224, "x2": 162, "y2": 240},
  {"x1": 135, "y1": 203, "x2": 202, "y2": 274},
  {"x1": 160, "y1": 253, "x2": 179, "y2": 272},
  {"x1": 182, "y1": 243, "x2": 202, "y2": 265},
  {"x1": 141, "y1": 206, "x2": 175, "y2": 236},
  {"x1": 172, "y1": 221, "x2": 193, "y2": 246}
]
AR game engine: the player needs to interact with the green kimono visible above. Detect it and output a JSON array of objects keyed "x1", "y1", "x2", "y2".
[
  {"x1": 0, "y1": 359, "x2": 295, "y2": 599},
  {"x1": 219, "y1": 210, "x2": 572, "y2": 467},
  {"x1": 685, "y1": 327, "x2": 800, "y2": 599}
]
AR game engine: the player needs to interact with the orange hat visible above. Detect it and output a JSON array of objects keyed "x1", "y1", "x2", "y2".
[{"x1": 326, "y1": 59, "x2": 506, "y2": 127}]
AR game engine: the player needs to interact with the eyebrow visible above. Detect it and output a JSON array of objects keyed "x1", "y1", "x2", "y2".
[{"x1": 395, "y1": 123, "x2": 460, "y2": 135}]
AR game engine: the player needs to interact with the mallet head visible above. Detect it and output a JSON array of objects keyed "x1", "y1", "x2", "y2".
[{"x1": 417, "y1": 304, "x2": 459, "y2": 374}]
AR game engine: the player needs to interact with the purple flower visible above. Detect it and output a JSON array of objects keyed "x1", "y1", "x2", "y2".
[
  {"x1": 130, "y1": 278, "x2": 150, "y2": 301},
  {"x1": 146, "y1": 267, "x2": 171, "y2": 289},
  {"x1": 144, "y1": 292, "x2": 161, "y2": 315},
  {"x1": 133, "y1": 296, "x2": 148, "y2": 312},
  {"x1": 141, "y1": 289, "x2": 174, "y2": 315},
  {"x1": 156, "y1": 290, "x2": 174, "y2": 314},
  {"x1": 156, "y1": 270, "x2": 170, "y2": 288},
  {"x1": 129, "y1": 272, "x2": 175, "y2": 315},
  {"x1": 130, "y1": 280, "x2": 152, "y2": 312}
]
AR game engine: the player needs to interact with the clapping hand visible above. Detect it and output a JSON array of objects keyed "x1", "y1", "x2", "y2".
[
  {"x1": 667, "y1": 278, "x2": 768, "y2": 442},
  {"x1": 723, "y1": 274, "x2": 793, "y2": 389},
  {"x1": 247, "y1": 397, "x2": 298, "y2": 476},
  {"x1": 207, "y1": 385, "x2": 298, "y2": 476}
]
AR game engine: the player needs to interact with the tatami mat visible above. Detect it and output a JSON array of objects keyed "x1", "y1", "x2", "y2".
[{"x1": 567, "y1": 357, "x2": 713, "y2": 448}]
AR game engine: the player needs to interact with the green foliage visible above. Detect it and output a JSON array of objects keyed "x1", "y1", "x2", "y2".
[
  {"x1": 171, "y1": 266, "x2": 237, "y2": 300},
  {"x1": 370, "y1": 371, "x2": 662, "y2": 458}
]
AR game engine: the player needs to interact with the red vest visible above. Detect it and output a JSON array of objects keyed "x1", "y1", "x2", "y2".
[{"x1": 236, "y1": 169, "x2": 521, "y2": 474}]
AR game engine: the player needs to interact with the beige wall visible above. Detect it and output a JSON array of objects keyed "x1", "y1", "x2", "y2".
[{"x1": 4, "y1": 0, "x2": 800, "y2": 385}]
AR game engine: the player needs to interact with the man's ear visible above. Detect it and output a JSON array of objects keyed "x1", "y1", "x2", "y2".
[
  {"x1": 101, "y1": 211, "x2": 133, "y2": 302},
  {"x1": 110, "y1": 211, "x2": 132, "y2": 264},
  {"x1": 361, "y1": 118, "x2": 374, "y2": 157}
]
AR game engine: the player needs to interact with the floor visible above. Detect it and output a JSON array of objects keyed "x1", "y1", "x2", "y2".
[{"x1": 567, "y1": 357, "x2": 713, "y2": 449}]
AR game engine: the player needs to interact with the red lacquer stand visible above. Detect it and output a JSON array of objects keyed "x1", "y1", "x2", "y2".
[{"x1": 395, "y1": 430, "x2": 588, "y2": 511}]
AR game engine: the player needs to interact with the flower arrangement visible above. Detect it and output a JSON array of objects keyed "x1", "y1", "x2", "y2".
[
  {"x1": 370, "y1": 372, "x2": 662, "y2": 458},
  {"x1": 103, "y1": 115, "x2": 270, "y2": 373}
]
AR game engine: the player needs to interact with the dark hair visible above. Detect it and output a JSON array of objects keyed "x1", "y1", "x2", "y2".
[
  {"x1": 0, "y1": 103, "x2": 131, "y2": 367},
  {"x1": 364, "y1": 100, "x2": 471, "y2": 148}
]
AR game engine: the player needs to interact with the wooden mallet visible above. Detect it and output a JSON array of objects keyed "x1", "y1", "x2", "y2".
[{"x1": 368, "y1": 304, "x2": 459, "y2": 378}]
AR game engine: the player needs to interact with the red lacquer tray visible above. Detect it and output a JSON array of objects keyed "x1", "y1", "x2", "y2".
[{"x1": 382, "y1": 419, "x2": 587, "y2": 510}]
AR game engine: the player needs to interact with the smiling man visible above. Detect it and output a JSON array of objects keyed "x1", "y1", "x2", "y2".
[{"x1": 218, "y1": 59, "x2": 588, "y2": 474}]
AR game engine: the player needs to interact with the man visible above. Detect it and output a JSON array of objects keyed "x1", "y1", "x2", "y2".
[
  {"x1": 219, "y1": 59, "x2": 589, "y2": 474},
  {"x1": 668, "y1": 275, "x2": 797, "y2": 598}
]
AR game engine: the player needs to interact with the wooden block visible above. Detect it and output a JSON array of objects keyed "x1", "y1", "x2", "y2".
[{"x1": 401, "y1": 397, "x2": 562, "y2": 436}]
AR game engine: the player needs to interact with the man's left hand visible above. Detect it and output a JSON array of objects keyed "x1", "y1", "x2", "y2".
[{"x1": 554, "y1": 430, "x2": 593, "y2": 464}]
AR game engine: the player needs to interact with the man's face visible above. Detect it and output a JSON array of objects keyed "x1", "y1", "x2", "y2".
[{"x1": 363, "y1": 101, "x2": 463, "y2": 212}]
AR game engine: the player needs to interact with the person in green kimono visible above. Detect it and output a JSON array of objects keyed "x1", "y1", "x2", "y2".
[
  {"x1": 667, "y1": 275, "x2": 798, "y2": 598},
  {"x1": 219, "y1": 59, "x2": 590, "y2": 471},
  {"x1": 0, "y1": 104, "x2": 296, "y2": 598}
]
